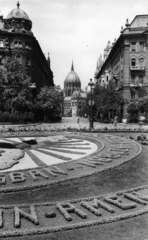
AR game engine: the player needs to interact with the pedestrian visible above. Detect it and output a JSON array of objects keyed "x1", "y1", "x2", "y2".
[
  {"x1": 113, "y1": 115, "x2": 118, "y2": 127},
  {"x1": 77, "y1": 117, "x2": 79, "y2": 123}
]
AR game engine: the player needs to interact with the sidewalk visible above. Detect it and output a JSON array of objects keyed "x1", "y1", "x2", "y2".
[
  {"x1": 0, "y1": 118, "x2": 148, "y2": 131},
  {"x1": 93, "y1": 122, "x2": 148, "y2": 130}
]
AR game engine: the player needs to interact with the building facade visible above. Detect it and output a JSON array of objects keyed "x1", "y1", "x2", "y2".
[
  {"x1": 95, "y1": 15, "x2": 148, "y2": 121},
  {"x1": 63, "y1": 62, "x2": 86, "y2": 117},
  {"x1": 0, "y1": 2, "x2": 54, "y2": 89}
]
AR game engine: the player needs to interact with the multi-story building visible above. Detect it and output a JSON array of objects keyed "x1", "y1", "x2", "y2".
[
  {"x1": 0, "y1": 2, "x2": 54, "y2": 89},
  {"x1": 95, "y1": 15, "x2": 148, "y2": 121}
]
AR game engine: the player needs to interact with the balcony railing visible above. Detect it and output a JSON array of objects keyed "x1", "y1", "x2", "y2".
[
  {"x1": 130, "y1": 82, "x2": 144, "y2": 87},
  {"x1": 130, "y1": 66, "x2": 145, "y2": 71}
]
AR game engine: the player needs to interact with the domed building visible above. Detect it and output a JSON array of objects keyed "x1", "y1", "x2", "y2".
[
  {"x1": 63, "y1": 62, "x2": 86, "y2": 117},
  {"x1": 0, "y1": 2, "x2": 53, "y2": 89},
  {"x1": 64, "y1": 61, "x2": 81, "y2": 96}
]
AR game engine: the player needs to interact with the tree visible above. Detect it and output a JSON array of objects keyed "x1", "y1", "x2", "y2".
[
  {"x1": 92, "y1": 81, "x2": 123, "y2": 121},
  {"x1": 130, "y1": 86, "x2": 147, "y2": 99},
  {"x1": 127, "y1": 101, "x2": 139, "y2": 122},
  {"x1": 137, "y1": 95, "x2": 148, "y2": 113},
  {"x1": 0, "y1": 57, "x2": 33, "y2": 113},
  {"x1": 127, "y1": 101, "x2": 139, "y2": 114},
  {"x1": 37, "y1": 85, "x2": 63, "y2": 121}
]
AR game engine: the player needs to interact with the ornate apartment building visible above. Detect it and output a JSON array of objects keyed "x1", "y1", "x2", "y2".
[
  {"x1": 94, "y1": 15, "x2": 148, "y2": 120},
  {"x1": 0, "y1": 2, "x2": 54, "y2": 89}
]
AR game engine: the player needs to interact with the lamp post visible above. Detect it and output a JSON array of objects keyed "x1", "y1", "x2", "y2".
[
  {"x1": 76, "y1": 92, "x2": 80, "y2": 117},
  {"x1": 62, "y1": 92, "x2": 66, "y2": 117},
  {"x1": 88, "y1": 78, "x2": 95, "y2": 128}
]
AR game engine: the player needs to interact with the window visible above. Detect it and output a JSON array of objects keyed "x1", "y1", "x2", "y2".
[
  {"x1": 14, "y1": 41, "x2": 18, "y2": 48},
  {"x1": 16, "y1": 55, "x2": 21, "y2": 64},
  {"x1": 139, "y1": 57, "x2": 144, "y2": 67},
  {"x1": 131, "y1": 58, "x2": 136, "y2": 67},
  {"x1": 25, "y1": 42, "x2": 31, "y2": 50},
  {"x1": 140, "y1": 42, "x2": 144, "y2": 51},
  {"x1": 14, "y1": 41, "x2": 22, "y2": 48},
  {"x1": 0, "y1": 41, "x2": 3, "y2": 47},
  {"x1": 0, "y1": 55, "x2": 4, "y2": 65},
  {"x1": 131, "y1": 42, "x2": 136, "y2": 52},
  {"x1": 19, "y1": 41, "x2": 22, "y2": 48}
]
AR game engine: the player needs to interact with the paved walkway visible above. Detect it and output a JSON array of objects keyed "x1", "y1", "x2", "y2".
[{"x1": 0, "y1": 117, "x2": 148, "y2": 130}]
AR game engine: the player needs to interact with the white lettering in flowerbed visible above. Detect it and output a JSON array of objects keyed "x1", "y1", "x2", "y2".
[
  {"x1": 78, "y1": 144, "x2": 131, "y2": 168},
  {"x1": 0, "y1": 189, "x2": 148, "y2": 233},
  {"x1": 0, "y1": 166, "x2": 68, "y2": 185},
  {"x1": 0, "y1": 141, "x2": 134, "y2": 185}
]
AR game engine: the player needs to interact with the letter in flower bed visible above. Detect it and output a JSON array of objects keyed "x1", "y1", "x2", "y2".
[
  {"x1": 14, "y1": 205, "x2": 39, "y2": 228},
  {"x1": 57, "y1": 202, "x2": 87, "y2": 221},
  {"x1": 104, "y1": 195, "x2": 136, "y2": 210}
]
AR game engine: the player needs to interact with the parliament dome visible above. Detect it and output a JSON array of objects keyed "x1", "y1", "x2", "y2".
[
  {"x1": 64, "y1": 61, "x2": 81, "y2": 97},
  {"x1": 6, "y1": 2, "x2": 30, "y2": 20},
  {"x1": 65, "y1": 62, "x2": 80, "y2": 83}
]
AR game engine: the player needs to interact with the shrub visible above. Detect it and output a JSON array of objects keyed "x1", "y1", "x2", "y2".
[
  {"x1": 23, "y1": 112, "x2": 28, "y2": 123},
  {"x1": 3, "y1": 112, "x2": 9, "y2": 122},
  {"x1": 28, "y1": 111, "x2": 34, "y2": 122},
  {"x1": 0, "y1": 111, "x2": 5, "y2": 122}
]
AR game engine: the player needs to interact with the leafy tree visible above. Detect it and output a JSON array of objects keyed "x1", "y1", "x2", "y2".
[
  {"x1": 92, "y1": 81, "x2": 123, "y2": 121},
  {"x1": 131, "y1": 86, "x2": 147, "y2": 99},
  {"x1": 127, "y1": 101, "x2": 139, "y2": 114},
  {"x1": 127, "y1": 101, "x2": 139, "y2": 123},
  {"x1": 137, "y1": 96, "x2": 148, "y2": 113},
  {"x1": 37, "y1": 85, "x2": 63, "y2": 121},
  {"x1": 0, "y1": 57, "x2": 33, "y2": 113}
]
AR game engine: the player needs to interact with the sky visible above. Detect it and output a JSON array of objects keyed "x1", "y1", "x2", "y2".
[{"x1": 1, "y1": 0, "x2": 148, "y2": 89}]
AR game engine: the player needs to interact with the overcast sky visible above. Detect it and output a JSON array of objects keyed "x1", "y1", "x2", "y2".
[{"x1": 1, "y1": 0, "x2": 148, "y2": 89}]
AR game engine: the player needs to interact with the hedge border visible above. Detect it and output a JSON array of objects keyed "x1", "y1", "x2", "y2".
[{"x1": 0, "y1": 207, "x2": 148, "y2": 237}]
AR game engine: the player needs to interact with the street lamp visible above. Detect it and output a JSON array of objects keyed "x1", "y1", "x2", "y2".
[
  {"x1": 88, "y1": 78, "x2": 95, "y2": 128},
  {"x1": 76, "y1": 92, "x2": 81, "y2": 117},
  {"x1": 62, "y1": 92, "x2": 66, "y2": 117}
]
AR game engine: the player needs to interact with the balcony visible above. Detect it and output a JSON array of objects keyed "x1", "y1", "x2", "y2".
[
  {"x1": 130, "y1": 66, "x2": 145, "y2": 71},
  {"x1": 130, "y1": 79, "x2": 144, "y2": 87}
]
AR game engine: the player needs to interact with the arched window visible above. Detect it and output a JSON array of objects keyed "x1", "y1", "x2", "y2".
[
  {"x1": 0, "y1": 41, "x2": 4, "y2": 47},
  {"x1": 139, "y1": 57, "x2": 144, "y2": 67},
  {"x1": 14, "y1": 41, "x2": 22, "y2": 48},
  {"x1": 131, "y1": 58, "x2": 136, "y2": 67},
  {"x1": 16, "y1": 55, "x2": 21, "y2": 64},
  {"x1": 26, "y1": 57, "x2": 31, "y2": 66}
]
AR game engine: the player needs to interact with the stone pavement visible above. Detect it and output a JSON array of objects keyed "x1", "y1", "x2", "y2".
[{"x1": 0, "y1": 117, "x2": 148, "y2": 130}]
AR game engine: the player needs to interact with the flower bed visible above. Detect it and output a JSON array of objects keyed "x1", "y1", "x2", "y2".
[
  {"x1": 0, "y1": 125, "x2": 148, "y2": 135},
  {"x1": 0, "y1": 149, "x2": 24, "y2": 170}
]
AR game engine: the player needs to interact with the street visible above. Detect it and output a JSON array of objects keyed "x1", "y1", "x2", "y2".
[
  {"x1": 1, "y1": 117, "x2": 148, "y2": 130},
  {"x1": 45, "y1": 117, "x2": 148, "y2": 130}
]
